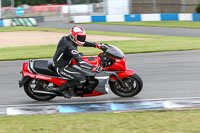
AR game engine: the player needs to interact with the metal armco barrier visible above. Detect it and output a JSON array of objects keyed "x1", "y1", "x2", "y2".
[{"x1": 0, "y1": 18, "x2": 37, "y2": 27}]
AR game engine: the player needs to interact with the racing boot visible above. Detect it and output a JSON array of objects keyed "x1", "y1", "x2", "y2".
[
  {"x1": 51, "y1": 82, "x2": 74, "y2": 98},
  {"x1": 58, "y1": 88, "x2": 73, "y2": 99},
  {"x1": 60, "y1": 84, "x2": 74, "y2": 98}
]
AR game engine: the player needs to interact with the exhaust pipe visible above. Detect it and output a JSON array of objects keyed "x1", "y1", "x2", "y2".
[{"x1": 33, "y1": 90, "x2": 57, "y2": 95}]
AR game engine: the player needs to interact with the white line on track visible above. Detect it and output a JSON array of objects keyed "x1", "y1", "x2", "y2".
[{"x1": 0, "y1": 97, "x2": 200, "y2": 108}]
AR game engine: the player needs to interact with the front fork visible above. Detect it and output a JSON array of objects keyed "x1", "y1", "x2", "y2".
[
  {"x1": 112, "y1": 73, "x2": 129, "y2": 88},
  {"x1": 110, "y1": 69, "x2": 135, "y2": 88}
]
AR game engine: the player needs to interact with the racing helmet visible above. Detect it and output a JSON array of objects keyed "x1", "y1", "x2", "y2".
[{"x1": 69, "y1": 26, "x2": 86, "y2": 46}]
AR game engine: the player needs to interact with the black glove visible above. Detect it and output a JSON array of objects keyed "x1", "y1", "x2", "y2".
[
  {"x1": 97, "y1": 43, "x2": 108, "y2": 51},
  {"x1": 92, "y1": 66, "x2": 103, "y2": 73}
]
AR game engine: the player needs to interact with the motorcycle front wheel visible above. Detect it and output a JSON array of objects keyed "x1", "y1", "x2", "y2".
[
  {"x1": 24, "y1": 78, "x2": 56, "y2": 101},
  {"x1": 109, "y1": 73, "x2": 143, "y2": 97}
]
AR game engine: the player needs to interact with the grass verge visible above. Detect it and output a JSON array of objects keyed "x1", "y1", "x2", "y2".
[
  {"x1": 0, "y1": 26, "x2": 154, "y2": 38},
  {"x1": 0, "y1": 110, "x2": 200, "y2": 133},
  {"x1": 0, "y1": 27, "x2": 200, "y2": 61},
  {"x1": 84, "y1": 21, "x2": 200, "y2": 29},
  {"x1": 1, "y1": 35, "x2": 200, "y2": 61}
]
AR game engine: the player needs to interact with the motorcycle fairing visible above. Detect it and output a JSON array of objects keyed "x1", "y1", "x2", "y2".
[
  {"x1": 22, "y1": 62, "x2": 68, "y2": 86},
  {"x1": 71, "y1": 56, "x2": 101, "y2": 66},
  {"x1": 82, "y1": 90, "x2": 105, "y2": 97},
  {"x1": 94, "y1": 71, "x2": 115, "y2": 94},
  {"x1": 110, "y1": 69, "x2": 135, "y2": 81},
  {"x1": 104, "y1": 56, "x2": 126, "y2": 71}
]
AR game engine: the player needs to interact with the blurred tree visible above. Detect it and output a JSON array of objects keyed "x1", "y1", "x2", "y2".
[
  {"x1": 2, "y1": 0, "x2": 11, "y2": 7},
  {"x1": 71, "y1": 0, "x2": 99, "y2": 4},
  {"x1": 15, "y1": 0, "x2": 99, "y2": 6},
  {"x1": 195, "y1": 2, "x2": 200, "y2": 13},
  {"x1": 15, "y1": 0, "x2": 47, "y2": 6}
]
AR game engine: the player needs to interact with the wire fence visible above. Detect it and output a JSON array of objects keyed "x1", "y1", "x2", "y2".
[
  {"x1": 0, "y1": 0, "x2": 104, "y2": 19},
  {"x1": 1, "y1": 0, "x2": 14, "y2": 18}
]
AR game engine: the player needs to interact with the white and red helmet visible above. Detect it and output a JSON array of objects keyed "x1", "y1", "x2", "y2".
[{"x1": 69, "y1": 26, "x2": 86, "y2": 46}]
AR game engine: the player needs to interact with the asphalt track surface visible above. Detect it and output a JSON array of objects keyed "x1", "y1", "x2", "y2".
[
  {"x1": 38, "y1": 20, "x2": 200, "y2": 37},
  {"x1": 0, "y1": 50, "x2": 200, "y2": 106}
]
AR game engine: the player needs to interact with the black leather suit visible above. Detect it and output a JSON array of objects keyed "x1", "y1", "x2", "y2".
[{"x1": 53, "y1": 36, "x2": 97, "y2": 88}]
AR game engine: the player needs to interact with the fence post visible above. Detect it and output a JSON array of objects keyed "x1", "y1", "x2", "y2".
[
  {"x1": 181, "y1": 0, "x2": 186, "y2": 13},
  {"x1": 11, "y1": 0, "x2": 14, "y2": 7},
  {"x1": 87, "y1": 0, "x2": 90, "y2": 15},
  {"x1": 103, "y1": 0, "x2": 107, "y2": 15},
  {"x1": 153, "y1": 0, "x2": 157, "y2": 13},
  {"x1": 11, "y1": 0, "x2": 15, "y2": 18},
  {"x1": 0, "y1": 0, "x2": 2, "y2": 19},
  {"x1": 67, "y1": 0, "x2": 72, "y2": 23}
]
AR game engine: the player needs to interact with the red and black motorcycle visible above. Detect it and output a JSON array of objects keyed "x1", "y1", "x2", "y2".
[{"x1": 19, "y1": 44, "x2": 143, "y2": 101}]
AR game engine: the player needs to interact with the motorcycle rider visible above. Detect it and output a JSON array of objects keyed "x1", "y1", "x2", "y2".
[{"x1": 53, "y1": 26, "x2": 107, "y2": 98}]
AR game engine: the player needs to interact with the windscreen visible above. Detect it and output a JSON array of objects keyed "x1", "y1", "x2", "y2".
[{"x1": 105, "y1": 45, "x2": 124, "y2": 59}]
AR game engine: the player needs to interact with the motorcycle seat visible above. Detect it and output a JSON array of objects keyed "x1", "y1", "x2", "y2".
[{"x1": 33, "y1": 60, "x2": 59, "y2": 77}]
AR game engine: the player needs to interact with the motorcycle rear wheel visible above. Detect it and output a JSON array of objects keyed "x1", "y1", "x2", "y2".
[
  {"x1": 24, "y1": 78, "x2": 56, "y2": 101},
  {"x1": 109, "y1": 73, "x2": 143, "y2": 97}
]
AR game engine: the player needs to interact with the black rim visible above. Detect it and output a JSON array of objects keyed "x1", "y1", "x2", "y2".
[{"x1": 114, "y1": 77, "x2": 139, "y2": 94}]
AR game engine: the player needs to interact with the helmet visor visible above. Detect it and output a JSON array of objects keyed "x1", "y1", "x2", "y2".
[{"x1": 77, "y1": 35, "x2": 86, "y2": 43}]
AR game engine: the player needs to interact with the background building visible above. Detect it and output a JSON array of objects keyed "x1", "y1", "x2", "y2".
[
  {"x1": 130, "y1": 0, "x2": 200, "y2": 14},
  {"x1": 1, "y1": 0, "x2": 200, "y2": 19}
]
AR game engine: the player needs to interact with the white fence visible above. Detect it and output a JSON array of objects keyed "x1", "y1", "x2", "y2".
[{"x1": 73, "y1": 13, "x2": 200, "y2": 23}]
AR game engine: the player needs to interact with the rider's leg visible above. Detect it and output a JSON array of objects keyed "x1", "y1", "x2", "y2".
[{"x1": 56, "y1": 66, "x2": 86, "y2": 98}]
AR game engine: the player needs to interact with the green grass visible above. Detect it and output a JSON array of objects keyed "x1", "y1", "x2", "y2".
[
  {"x1": 0, "y1": 110, "x2": 200, "y2": 133},
  {"x1": 85, "y1": 21, "x2": 200, "y2": 29},
  {"x1": 0, "y1": 27, "x2": 200, "y2": 61},
  {"x1": 0, "y1": 26, "x2": 153, "y2": 38},
  {"x1": 0, "y1": 27, "x2": 68, "y2": 32},
  {"x1": 1, "y1": 35, "x2": 200, "y2": 61}
]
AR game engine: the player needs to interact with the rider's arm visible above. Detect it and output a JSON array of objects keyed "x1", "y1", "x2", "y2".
[
  {"x1": 84, "y1": 41, "x2": 107, "y2": 51},
  {"x1": 83, "y1": 41, "x2": 97, "y2": 47},
  {"x1": 67, "y1": 46, "x2": 95, "y2": 70}
]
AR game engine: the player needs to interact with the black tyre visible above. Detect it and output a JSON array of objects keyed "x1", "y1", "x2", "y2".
[
  {"x1": 24, "y1": 78, "x2": 56, "y2": 101},
  {"x1": 109, "y1": 73, "x2": 143, "y2": 97}
]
